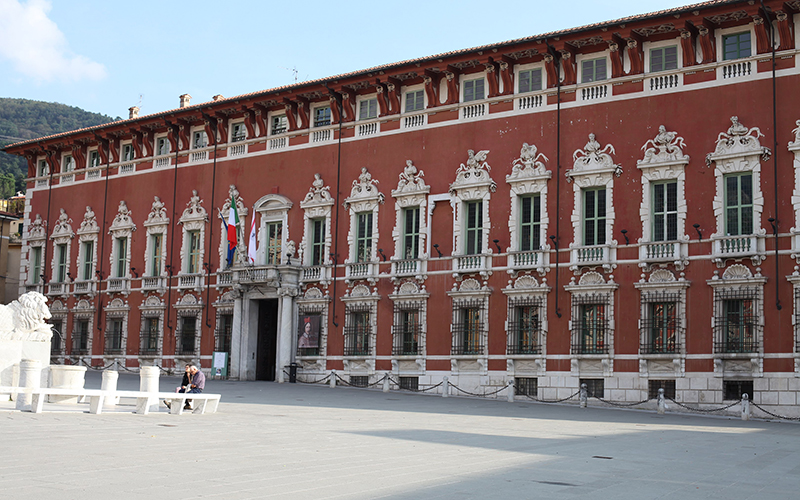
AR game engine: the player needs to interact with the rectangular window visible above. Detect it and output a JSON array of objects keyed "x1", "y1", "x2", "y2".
[
  {"x1": 266, "y1": 221, "x2": 282, "y2": 265},
  {"x1": 82, "y1": 241, "x2": 93, "y2": 280},
  {"x1": 56, "y1": 244, "x2": 67, "y2": 283},
  {"x1": 31, "y1": 247, "x2": 42, "y2": 284},
  {"x1": 462, "y1": 307, "x2": 481, "y2": 354},
  {"x1": 405, "y1": 90, "x2": 424, "y2": 112},
  {"x1": 358, "y1": 98, "x2": 378, "y2": 120},
  {"x1": 581, "y1": 58, "x2": 607, "y2": 83},
  {"x1": 652, "y1": 181, "x2": 678, "y2": 241},
  {"x1": 394, "y1": 308, "x2": 419, "y2": 355},
  {"x1": 142, "y1": 317, "x2": 159, "y2": 353},
  {"x1": 583, "y1": 188, "x2": 606, "y2": 246},
  {"x1": 518, "y1": 68, "x2": 543, "y2": 93},
  {"x1": 580, "y1": 378, "x2": 604, "y2": 398},
  {"x1": 156, "y1": 137, "x2": 169, "y2": 156},
  {"x1": 50, "y1": 319, "x2": 63, "y2": 353},
  {"x1": 402, "y1": 207, "x2": 420, "y2": 260},
  {"x1": 62, "y1": 155, "x2": 75, "y2": 172},
  {"x1": 271, "y1": 115, "x2": 287, "y2": 135},
  {"x1": 192, "y1": 131, "x2": 207, "y2": 149},
  {"x1": 217, "y1": 313, "x2": 233, "y2": 353},
  {"x1": 37, "y1": 160, "x2": 48, "y2": 176},
  {"x1": 75, "y1": 320, "x2": 89, "y2": 352},
  {"x1": 150, "y1": 234, "x2": 162, "y2": 276},
  {"x1": 188, "y1": 230, "x2": 201, "y2": 274},
  {"x1": 650, "y1": 46, "x2": 678, "y2": 73},
  {"x1": 723, "y1": 32, "x2": 751, "y2": 61},
  {"x1": 722, "y1": 299, "x2": 756, "y2": 353},
  {"x1": 89, "y1": 150, "x2": 100, "y2": 168},
  {"x1": 356, "y1": 212, "x2": 373, "y2": 263},
  {"x1": 725, "y1": 173, "x2": 753, "y2": 236},
  {"x1": 648, "y1": 302, "x2": 678, "y2": 353},
  {"x1": 345, "y1": 310, "x2": 370, "y2": 356},
  {"x1": 463, "y1": 78, "x2": 485, "y2": 102},
  {"x1": 115, "y1": 237, "x2": 127, "y2": 278},
  {"x1": 465, "y1": 200, "x2": 483, "y2": 255},
  {"x1": 399, "y1": 377, "x2": 419, "y2": 391},
  {"x1": 311, "y1": 218, "x2": 326, "y2": 266},
  {"x1": 509, "y1": 303, "x2": 541, "y2": 354},
  {"x1": 724, "y1": 380, "x2": 753, "y2": 400},
  {"x1": 314, "y1": 106, "x2": 331, "y2": 127},
  {"x1": 515, "y1": 377, "x2": 538, "y2": 397},
  {"x1": 231, "y1": 123, "x2": 246, "y2": 142},
  {"x1": 648, "y1": 379, "x2": 676, "y2": 399},
  {"x1": 519, "y1": 194, "x2": 541, "y2": 252},
  {"x1": 580, "y1": 304, "x2": 606, "y2": 354},
  {"x1": 122, "y1": 144, "x2": 135, "y2": 161},
  {"x1": 106, "y1": 319, "x2": 123, "y2": 353},
  {"x1": 180, "y1": 316, "x2": 196, "y2": 354}
]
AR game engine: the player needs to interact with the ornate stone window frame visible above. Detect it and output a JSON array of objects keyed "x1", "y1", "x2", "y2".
[
  {"x1": 49, "y1": 209, "x2": 74, "y2": 291},
  {"x1": 295, "y1": 287, "x2": 331, "y2": 373},
  {"x1": 178, "y1": 190, "x2": 208, "y2": 291},
  {"x1": 637, "y1": 125, "x2": 691, "y2": 270},
  {"x1": 506, "y1": 142, "x2": 551, "y2": 276},
  {"x1": 788, "y1": 267, "x2": 800, "y2": 374},
  {"x1": 707, "y1": 264, "x2": 766, "y2": 378},
  {"x1": 449, "y1": 149, "x2": 496, "y2": 279},
  {"x1": 253, "y1": 193, "x2": 293, "y2": 266},
  {"x1": 76, "y1": 206, "x2": 99, "y2": 294},
  {"x1": 49, "y1": 299, "x2": 68, "y2": 357},
  {"x1": 565, "y1": 271, "x2": 618, "y2": 377},
  {"x1": 634, "y1": 269, "x2": 690, "y2": 378},
  {"x1": 341, "y1": 284, "x2": 380, "y2": 375},
  {"x1": 212, "y1": 291, "x2": 235, "y2": 353},
  {"x1": 142, "y1": 196, "x2": 169, "y2": 292},
  {"x1": 705, "y1": 116, "x2": 770, "y2": 268},
  {"x1": 390, "y1": 160, "x2": 429, "y2": 280},
  {"x1": 788, "y1": 120, "x2": 800, "y2": 263},
  {"x1": 217, "y1": 185, "x2": 248, "y2": 270},
  {"x1": 104, "y1": 297, "x2": 130, "y2": 359},
  {"x1": 447, "y1": 277, "x2": 490, "y2": 375},
  {"x1": 567, "y1": 134, "x2": 622, "y2": 273},
  {"x1": 23, "y1": 213, "x2": 47, "y2": 289},
  {"x1": 503, "y1": 275, "x2": 550, "y2": 378},
  {"x1": 70, "y1": 299, "x2": 95, "y2": 359},
  {"x1": 108, "y1": 200, "x2": 136, "y2": 285},
  {"x1": 299, "y1": 174, "x2": 335, "y2": 285},
  {"x1": 138, "y1": 295, "x2": 165, "y2": 359},
  {"x1": 174, "y1": 293, "x2": 204, "y2": 362},
  {"x1": 388, "y1": 280, "x2": 429, "y2": 375},
  {"x1": 344, "y1": 167, "x2": 384, "y2": 284}
]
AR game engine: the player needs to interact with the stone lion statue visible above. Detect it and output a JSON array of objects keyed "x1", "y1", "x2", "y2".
[{"x1": 0, "y1": 292, "x2": 53, "y2": 342}]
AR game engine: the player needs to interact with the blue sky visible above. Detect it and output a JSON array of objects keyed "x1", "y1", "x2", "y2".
[{"x1": 0, "y1": 0, "x2": 695, "y2": 120}]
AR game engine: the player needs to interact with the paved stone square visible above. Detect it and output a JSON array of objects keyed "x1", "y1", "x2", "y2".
[{"x1": 2, "y1": 372, "x2": 800, "y2": 499}]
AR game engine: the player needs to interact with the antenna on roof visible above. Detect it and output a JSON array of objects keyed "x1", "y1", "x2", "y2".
[{"x1": 281, "y1": 66, "x2": 299, "y2": 82}]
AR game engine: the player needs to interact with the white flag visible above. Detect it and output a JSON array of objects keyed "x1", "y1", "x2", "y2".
[{"x1": 248, "y1": 215, "x2": 257, "y2": 263}]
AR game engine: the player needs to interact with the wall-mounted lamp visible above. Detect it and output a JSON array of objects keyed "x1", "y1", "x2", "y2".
[
  {"x1": 493, "y1": 239, "x2": 501, "y2": 253},
  {"x1": 378, "y1": 248, "x2": 386, "y2": 262},
  {"x1": 692, "y1": 223, "x2": 702, "y2": 241},
  {"x1": 131, "y1": 267, "x2": 139, "y2": 278},
  {"x1": 768, "y1": 217, "x2": 777, "y2": 235},
  {"x1": 66, "y1": 272, "x2": 74, "y2": 282},
  {"x1": 549, "y1": 234, "x2": 558, "y2": 250},
  {"x1": 95, "y1": 270, "x2": 103, "y2": 280},
  {"x1": 165, "y1": 264, "x2": 173, "y2": 276},
  {"x1": 433, "y1": 244, "x2": 442, "y2": 258},
  {"x1": 203, "y1": 262, "x2": 211, "y2": 273},
  {"x1": 620, "y1": 229, "x2": 629, "y2": 245}
]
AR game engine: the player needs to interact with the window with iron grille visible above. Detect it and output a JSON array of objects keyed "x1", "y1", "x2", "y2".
[
  {"x1": 640, "y1": 291, "x2": 682, "y2": 354},
  {"x1": 652, "y1": 181, "x2": 678, "y2": 241},
  {"x1": 519, "y1": 194, "x2": 541, "y2": 251},
  {"x1": 571, "y1": 294, "x2": 610, "y2": 354},
  {"x1": 271, "y1": 114, "x2": 287, "y2": 135},
  {"x1": 178, "y1": 315, "x2": 197, "y2": 355},
  {"x1": 72, "y1": 319, "x2": 90, "y2": 354},
  {"x1": 402, "y1": 207, "x2": 420, "y2": 260},
  {"x1": 314, "y1": 106, "x2": 331, "y2": 127},
  {"x1": 231, "y1": 122, "x2": 246, "y2": 142},
  {"x1": 310, "y1": 218, "x2": 326, "y2": 266},
  {"x1": 724, "y1": 380, "x2": 753, "y2": 400},
  {"x1": 399, "y1": 377, "x2": 419, "y2": 391},
  {"x1": 50, "y1": 319, "x2": 63, "y2": 354},
  {"x1": 518, "y1": 68, "x2": 543, "y2": 93},
  {"x1": 266, "y1": 221, "x2": 282, "y2": 265},
  {"x1": 714, "y1": 288, "x2": 759, "y2": 353},
  {"x1": 140, "y1": 317, "x2": 160, "y2": 354},
  {"x1": 465, "y1": 200, "x2": 483, "y2": 255},
  {"x1": 105, "y1": 318, "x2": 124, "y2": 355},
  {"x1": 216, "y1": 313, "x2": 233, "y2": 353},
  {"x1": 350, "y1": 375, "x2": 369, "y2": 387},
  {"x1": 452, "y1": 299, "x2": 486, "y2": 355},
  {"x1": 507, "y1": 297, "x2": 543, "y2": 355},
  {"x1": 515, "y1": 377, "x2": 538, "y2": 396},
  {"x1": 724, "y1": 173, "x2": 753, "y2": 236},
  {"x1": 356, "y1": 212, "x2": 373, "y2": 263},
  {"x1": 581, "y1": 378, "x2": 604, "y2": 398},
  {"x1": 392, "y1": 302, "x2": 423, "y2": 355},
  {"x1": 795, "y1": 288, "x2": 800, "y2": 353},
  {"x1": 583, "y1": 188, "x2": 606, "y2": 246},
  {"x1": 648, "y1": 379, "x2": 676, "y2": 399},
  {"x1": 344, "y1": 305, "x2": 371, "y2": 356}
]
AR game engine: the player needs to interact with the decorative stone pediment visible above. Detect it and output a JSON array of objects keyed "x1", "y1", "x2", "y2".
[
  {"x1": 398, "y1": 281, "x2": 420, "y2": 295},
  {"x1": 790, "y1": 120, "x2": 800, "y2": 151},
  {"x1": 78, "y1": 206, "x2": 99, "y2": 235},
  {"x1": 176, "y1": 293, "x2": 202, "y2": 310},
  {"x1": 304, "y1": 287, "x2": 324, "y2": 299},
  {"x1": 75, "y1": 299, "x2": 92, "y2": 311},
  {"x1": 511, "y1": 275, "x2": 540, "y2": 289},
  {"x1": 350, "y1": 284, "x2": 371, "y2": 297},
  {"x1": 50, "y1": 209, "x2": 74, "y2": 242},
  {"x1": 344, "y1": 167, "x2": 384, "y2": 211},
  {"x1": 706, "y1": 116, "x2": 771, "y2": 166},
  {"x1": 579, "y1": 271, "x2": 605, "y2": 286},
  {"x1": 722, "y1": 263, "x2": 753, "y2": 280},
  {"x1": 638, "y1": 125, "x2": 689, "y2": 167},
  {"x1": 457, "y1": 278, "x2": 482, "y2": 292},
  {"x1": 144, "y1": 196, "x2": 169, "y2": 227},
  {"x1": 565, "y1": 272, "x2": 619, "y2": 292},
  {"x1": 302, "y1": 174, "x2": 334, "y2": 207},
  {"x1": 567, "y1": 134, "x2": 622, "y2": 181},
  {"x1": 109, "y1": 201, "x2": 136, "y2": 236},
  {"x1": 181, "y1": 190, "x2": 208, "y2": 225},
  {"x1": 649, "y1": 269, "x2": 676, "y2": 283},
  {"x1": 221, "y1": 185, "x2": 248, "y2": 217},
  {"x1": 392, "y1": 160, "x2": 429, "y2": 197},
  {"x1": 450, "y1": 150, "x2": 496, "y2": 197},
  {"x1": 141, "y1": 295, "x2": 164, "y2": 309},
  {"x1": 27, "y1": 214, "x2": 47, "y2": 240},
  {"x1": 106, "y1": 297, "x2": 129, "y2": 312},
  {"x1": 508, "y1": 143, "x2": 550, "y2": 182}
]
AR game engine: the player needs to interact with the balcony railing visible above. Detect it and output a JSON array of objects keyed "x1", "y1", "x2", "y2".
[
  {"x1": 269, "y1": 137, "x2": 287, "y2": 150},
  {"x1": 190, "y1": 150, "x2": 207, "y2": 162},
  {"x1": 509, "y1": 250, "x2": 545, "y2": 270},
  {"x1": 216, "y1": 271, "x2": 233, "y2": 286},
  {"x1": 302, "y1": 265, "x2": 325, "y2": 282},
  {"x1": 86, "y1": 170, "x2": 101, "y2": 179},
  {"x1": 178, "y1": 274, "x2": 202, "y2": 289},
  {"x1": 154, "y1": 157, "x2": 170, "y2": 168},
  {"x1": 649, "y1": 73, "x2": 680, "y2": 91},
  {"x1": 571, "y1": 245, "x2": 610, "y2": 268},
  {"x1": 357, "y1": 122, "x2": 378, "y2": 136},
  {"x1": 312, "y1": 129, "x2": 332, "y2": 143},
  {"x1": 61, "y1": 174, "x2": 74, "y2": 184},
  {"x1": 722, "y1": 60, "x2": 751, "y2": 79},
  {"x1": 641, "y1": 241, "x2": 679, "y2": 262},
  {"x1": 142, "y1": 276, "x2": 164, "y2": 290},
  {"x1": 392, "y1": 259, "x2": 419, "y2": 276},
  {"x1": 229, "y1": 144, "x2": 247, "y2": 157},
  {"x1": 36, "y1": 179, "x2": 48, "y2": 188},
  {"x1": 518, "y1": 94, "x2": 543, "y2": 110},
  {"x1": 119, "y1": 163, "x2": 135, "y2": 174},
  {"x1": 73, "y1": 280, "x2": 94, "y2": 295},
  {"x1": 347, "y1": 261, "x2": 373, "y2": 279},
  {"x1": 581, "y1": 84, "x2": 608, "y2": 101},
  {"x1": 461, "y1": 103, "x2": 486, "y2": 119},
  {"x1": 25, "y1": 284, "x2": 42, "y2": 293},
  {"x1": 47, "y1": 282, "x2": 66, "y2": 295},
  {"x1": 713, "y1": 235, "x2": 757, "y2": 259},
  {"x1": 455, "y1": 254, "x2": 487, "y2": 273},
  {"x1": 403, "y1": 114, "x2": 425, "y2": 129},
  {"x1": 237, "y1": 266, "x2": 277, "y2": 283},
  {"x1": 107, "y1": 278, "x2": 128, "y2": 293}
]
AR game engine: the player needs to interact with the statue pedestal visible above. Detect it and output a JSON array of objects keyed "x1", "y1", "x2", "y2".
[
  {"x1": 49, "y1": 365, "x2": 87, "y2": 403},
  {"x1": 0, "y1": 339, "x2": 51, "y2": 392}
]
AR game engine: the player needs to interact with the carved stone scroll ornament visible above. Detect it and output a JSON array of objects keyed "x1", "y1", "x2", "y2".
[
  {"x1": 0, "y1": 292, "x2": 53, "y2": 341},
  {"x1": 51, "y1": 209, "x2": 73, "y2": 239},
  {"x1": 510, "y1": 143, "x2": 548, "y2": 176},
  {"x1": 790, "y1": 120, "x2": 800, "y2": 148},
  {"x1": 145, "y1": 196, "x2": 168, "y2": 224},
  {"x1": 639, "y1": 125, "x2": 688, "y2": 165},
  {"x1": 303, "y1": 173, "x2": 333, "y2": 203},
  {"x1": 347, "y1": 167, "x2": 384, "y2": 204},
  {"x1": 79, "y1": 206, "x2": 98, "y2": 233},
  {"x1": 705, "y1": 116, "x2": 771, "y2": 166},
  {"x1": 395, "y1": 160, "x2": 426, "y2": 193},
  {"x1": 567, "y1": 133, "x2": 622, "y2": 181},
  {"x1": 28, "y1": 214, "x2": 47, "y2": 239}
]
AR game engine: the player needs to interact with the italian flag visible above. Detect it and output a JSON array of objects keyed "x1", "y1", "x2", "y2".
[{"x1": 227, "y1": 195, "x2": 239, "y2": 259}]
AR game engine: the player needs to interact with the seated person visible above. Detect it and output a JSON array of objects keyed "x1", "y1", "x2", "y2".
[{"x1": 178, "y1": 365, "x2": 205, "y2": 410}]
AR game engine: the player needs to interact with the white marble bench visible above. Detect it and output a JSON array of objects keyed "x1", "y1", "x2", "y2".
[{"x1": 27, "y1": 388, "x2": 221, "y2": 415}]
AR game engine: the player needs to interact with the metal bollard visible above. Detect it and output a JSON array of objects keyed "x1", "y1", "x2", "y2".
[
  {"x1": 580, "y1": 383, "x2": 588, "y2": 408},
  {"x1": 330, "y1": 369, "x2": 336, "y2": 388},
  {"x1": 741, "y1": 393, "x2": 750, "y2": 421},
  {"x1": 507, "y1": 379, "x2": 515, "y2": 403},
  {"x1": 657, "y1": 388, "x2": 666, "y2": 415},
  {"x1": 383, "y1": 374, "x2": 390, "y2": 393},
  {"x1": 442, "y1": 376, "x2": 449, "y2": 398}
]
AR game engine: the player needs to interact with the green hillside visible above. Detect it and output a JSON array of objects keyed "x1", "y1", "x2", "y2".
[{"x1": 0, "y1": 98, "x2": 119, "y2": 197}]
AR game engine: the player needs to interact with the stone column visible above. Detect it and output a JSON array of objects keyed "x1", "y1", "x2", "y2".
[
  {"x1": 276, "y1": 266, "x2": 300, "y2": 384},
  {"x1": 49, "y1": 365, "x2": 87, "y2": 404},
  {"x1": 139, "y1": 366, "x2": 160, "y2": 412},
  {"x1": 101, "y1": 370, "x2": 119, "y2": 408},
  {"x1": 230, "y1": 290, "x2": 243, "y2": 380},
  {"x1": 16, "y1": 359, "x2": 42, "y2": 411}
]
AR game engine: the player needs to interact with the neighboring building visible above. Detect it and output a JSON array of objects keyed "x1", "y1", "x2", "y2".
[
  {"x1": 5, "y1": 0, "x2": 800, "y2": 414},
  {"x1": 0, "y1": 211, "x2": 22, "y2": 304}
]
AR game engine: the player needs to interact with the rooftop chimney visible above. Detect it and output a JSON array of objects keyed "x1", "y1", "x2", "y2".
[
  {"x1": 129, "y1": 106, "x2": 139, "y2": 119},
  {"x1": 179, "y1": 94, "x2": 191, "y2": 108},
  {"x1": 212, "y1": 94, "x2": 225, "y2": 102}
]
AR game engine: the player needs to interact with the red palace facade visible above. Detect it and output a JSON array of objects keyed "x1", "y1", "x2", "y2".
[{"x1": 6, "y1": 0, "x2": 800, "y2": 413}]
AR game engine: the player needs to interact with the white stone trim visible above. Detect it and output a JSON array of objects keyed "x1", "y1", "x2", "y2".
[{"x1": 253, "y1": 194, "x2": 293, "y2": 265}]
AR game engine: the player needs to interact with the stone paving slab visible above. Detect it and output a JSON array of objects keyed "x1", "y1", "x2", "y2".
[{"x1": 1, "y1": 371, "x2": 799, "y2": 499}]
